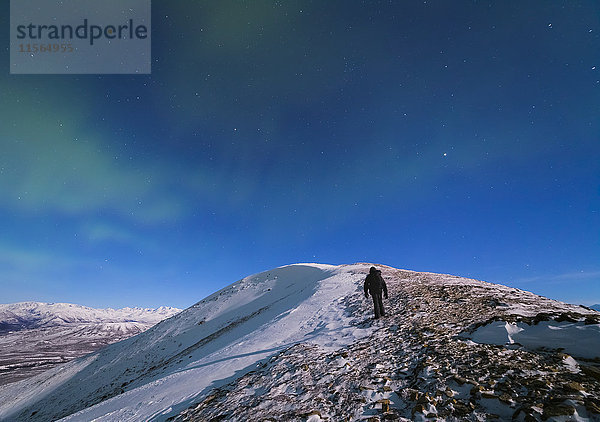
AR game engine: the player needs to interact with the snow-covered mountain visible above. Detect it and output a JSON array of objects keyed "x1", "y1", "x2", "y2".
[
  {"x1": 0, "y1": 302, "x2": 179, "y2": 332},
  {"x1": 0, "y1": 264, "x2": 598, "y2": 422},
  {"x1": 0, "y1": 302, "x2": 181, "y2": 385}
]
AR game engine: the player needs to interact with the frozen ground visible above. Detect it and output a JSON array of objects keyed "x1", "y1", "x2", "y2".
[{"x1": 0, "y1": 264, "x2": 599, "y2": 422}]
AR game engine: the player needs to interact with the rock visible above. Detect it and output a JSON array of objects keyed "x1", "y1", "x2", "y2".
[
  {"x1": 405, "y1": 389, "x2": 419, "y2": 401},
  {"x1": 542, "y1": 404, "x2": 575, "y2": 418},
  {"x1": 585, "y1": 399, "x2": 600, "y2": 415},
  {"x1": 499, "y1": 393, "x2": 512, "y2": 404},
  {"x1": 470, "y1": 385, "x2": 483, "y2": 396},
  {"x1": 533, "y1": 313, "x2": 553, "y2": 324},
  {"x1": 451, "y1": 401, "x2": 471, "y2": 417},
  {"x1": 527, "y1": 379, "x2": 550, "y2": 391},
  {"x1": 494, "y1": 381, "x2": 509, "y2": 392},
  {"x1": 582, "y1": 365, "x2": 600, "y2": 382},
  {"x1": 453, "y1": 375, "x2": 467, "y2": 385},
  {"x1": 203, "y1": 394, "x2": 218, "y2": 404},
  {"x1": 555, "y1": 313, "x2": 578, "y2": 323},
  {"x1": 412, "y1": 404, "x2": 425, "y2": 415},
  {"x1": 416, "y1": 393, "x2": 431, "y2": 404},
  {"x1": 377, "y1": 399, "x2": 390, "y2": 412},
  {"x1": 564, "y1": 381, "x2": 584, "y2": 393}
]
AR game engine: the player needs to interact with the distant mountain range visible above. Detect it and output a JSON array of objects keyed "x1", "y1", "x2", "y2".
[
  {"x1": 0, "y1": 264, "x2": 598, "y2": 422},
  {"x1": 591, "y1": 304, "x2": 600, "y2": 311},
  {"x1": 0, "y1": 302, "x2": 180, "y2": 385}
]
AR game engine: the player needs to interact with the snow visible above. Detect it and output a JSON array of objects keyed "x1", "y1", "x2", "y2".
[
  {"x1": 563, "y1": 355, "x2": 581, "y2": 373},
  {"x1": 0, "y1": 264, "x2": 372, "y2": 422},
  {"x1": 1, "y1": 263, "x2": 598, "y2": 422},
  {"x1": 468, "y1": 320, "x2": 600, "y2": 359}
]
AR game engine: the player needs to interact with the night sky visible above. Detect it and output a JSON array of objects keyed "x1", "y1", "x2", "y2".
[{"x1": 1, "y1": 1, "x2": 599, "y2": 309}]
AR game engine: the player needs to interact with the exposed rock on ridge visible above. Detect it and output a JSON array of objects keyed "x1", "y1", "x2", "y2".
[{"x1": 175, "y1": 267, "x2": 600, "y2": 422}]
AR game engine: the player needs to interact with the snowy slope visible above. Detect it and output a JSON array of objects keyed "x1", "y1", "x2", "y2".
[
  {"x1": 0, "y1": 264, "x2": 372, "y2": 421},
  {"x1": 0, "y1": 264, "x2": 598, "y2": 422},
  {"x1": 0, "y1": 302, "x2": 180, "y2": 385}
]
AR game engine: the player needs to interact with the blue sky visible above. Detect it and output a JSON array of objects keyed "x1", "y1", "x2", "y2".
[{"x1": 1, "y1": 1, "x2": 599, "y2": 309}]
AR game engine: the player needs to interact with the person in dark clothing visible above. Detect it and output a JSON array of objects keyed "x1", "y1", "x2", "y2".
[{"x1": 364, "y1": 266, "x2": 388, "y2": 319}]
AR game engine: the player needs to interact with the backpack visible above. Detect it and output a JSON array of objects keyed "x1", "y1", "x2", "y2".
[{"x1": 368, "y1": 273, "x2": 383, "y2": 292}]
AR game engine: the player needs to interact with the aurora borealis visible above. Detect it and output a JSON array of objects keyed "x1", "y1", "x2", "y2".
[{"x1": 1, "y1": 1, "x2": 599, "y2": 308}]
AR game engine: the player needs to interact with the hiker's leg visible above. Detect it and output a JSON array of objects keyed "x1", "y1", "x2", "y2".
[
  {"x1": 372, "y1": 294, "x2": 381, "y2": 318},
  {"x1": 378, "y1": 295, "x2": 385, "y2": 316}
]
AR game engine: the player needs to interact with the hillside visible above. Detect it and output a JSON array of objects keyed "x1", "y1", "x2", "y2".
[
  {"x1": 0, "y1": 264, "x2": 598, "y2": 422},
  {"x1": 0, "y1": 302, "x2": 180, "y2": 385}
]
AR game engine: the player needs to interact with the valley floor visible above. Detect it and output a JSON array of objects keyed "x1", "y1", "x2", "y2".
[{"x1": 0, "y1": 323, "x2": 147, "y2": 386}]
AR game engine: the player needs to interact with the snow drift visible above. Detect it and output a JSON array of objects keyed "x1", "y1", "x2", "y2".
[{"x1": 468, "y1": 320, "x2": 600, "y2": 359}]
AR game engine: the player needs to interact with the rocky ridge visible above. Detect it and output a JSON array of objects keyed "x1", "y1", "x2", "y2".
[{"x1": 174, "y1": 266, "x2": 600, "y2": 422}]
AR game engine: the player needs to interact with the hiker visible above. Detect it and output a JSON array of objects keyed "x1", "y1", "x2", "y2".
[{"x1": 364, "y1": 266, "x2": 388, "y2": 319}]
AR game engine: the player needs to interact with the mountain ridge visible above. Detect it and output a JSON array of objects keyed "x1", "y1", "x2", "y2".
[
  {"x1": 0, "y1": 263, "x2": 598, "y2": 421},
  {"x1": 0, "y1": 301, "x2": 180, "y2": 332}
]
